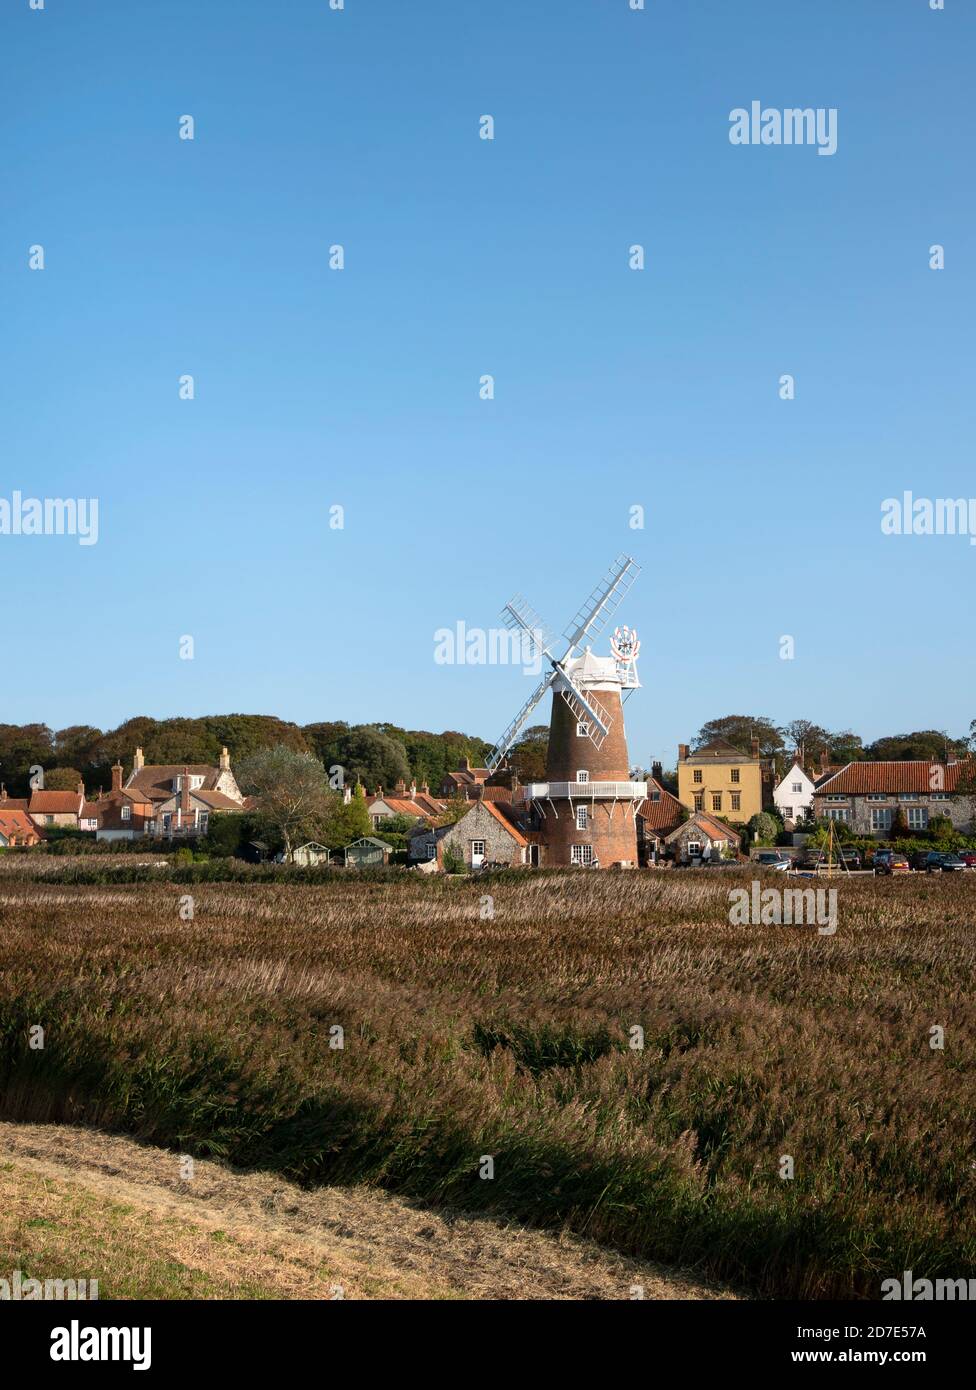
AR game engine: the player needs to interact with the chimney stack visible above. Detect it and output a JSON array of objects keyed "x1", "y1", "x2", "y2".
[
  {"x1": 421, "y1": 782, "x2": 429, "y2": 795},
  {"x1": 111, "y1": 761, "x2": 123, "y2": 793},
  {"x1": 77, "y1": 778, "x2": 85, "y2": 797},
  {"x1": 652, "y1": 760, "x2": 663, "y2": 783},
  {"x1": 750, "y1": 737, "x2": 760, "y2": 759},
  {"x1": 409, "y1": 780, "x2": 417, "y2": 799},
  {"x1": 181, "y1": 766, "x2": 191, "y2": 818},
  {"x1": 133, "y1": 746, "x2": 144, "y2": 771},
  {"x1": 678, "y1": 743, "x2": 689, "y2": 762},
  {"x1": 820, "y1": 748, "x2": 829, "y2": 775},
  {"x1": 0, "y1": 785, "x2": 6, "y2": 803},
  {"x1": 342, "y1": 786, "x2": 352, "y2": 804},
  {"x1": 219, "y1": 746, "x2": 230, "y2": 771}
]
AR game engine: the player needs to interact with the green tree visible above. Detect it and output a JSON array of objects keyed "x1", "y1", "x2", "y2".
[
  {"x1": 236, "y1": 746, "x2": 333, "y2": 862},
  {"x1": 325, "y1": 785, "x2": 373, "y2": 846},
  {"x1": 44, "y1": 767, "x2": 83, "y2": 791},
  {"x1": 747, "y1": 812, "x2": 779, "y2": 845},
  {"x1": 508, "y1": 725, "x2": 548, "y2": 781},
  {"x1": 694, "y1": 716, "x2": 784, "y2": 758}
]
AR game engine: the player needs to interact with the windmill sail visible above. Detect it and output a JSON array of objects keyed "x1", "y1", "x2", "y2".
[{"x1": 562, "y1": 554, "x2": 640, "y2": 657}]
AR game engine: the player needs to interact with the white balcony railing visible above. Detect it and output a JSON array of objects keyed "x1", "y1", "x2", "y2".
[{"x1": 517, "y1": 781, "x2": 648, "y2": 802}]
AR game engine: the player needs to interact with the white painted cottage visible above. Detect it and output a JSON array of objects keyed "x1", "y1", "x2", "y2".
[{"x1": 773, "y1": 760, "x2": 817, "y2": 826}]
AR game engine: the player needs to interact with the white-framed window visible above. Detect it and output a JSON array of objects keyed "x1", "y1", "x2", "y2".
[
  {"x1": 425, "y1": 842, "x2": 436, "y2": 860},
  {"x1": 471, "y1": 840, "x2": 486, "y2": 857},
  {"x1": 825, "y1": 795, "x2": 846, "y2": 803},
  {"x1": 121, "y1": 805, "x2": 131, "y2": 821},
  {"x1": 871, "y1": 808, "x2": 892, "y2": 831},
  {"x1": 570, "y1": 844, "x2": 594, "y2": 865},
  {"x1": 792, "y1": 783, "x2": 802, "y2": 794},
  {"x1": 575, "y1": 805, "x2": 588, "y2": 830},
  {"x1": 907, "y1": 808, "x2": 929, "y2": 830},
  {"x1": 825, "y1": 808, "x2": 851, "y2": 822},
  {"x1": 898, "y1": 794, "x2": 918, "y2": 802},
  {"x1": 867, "y1": 794, "x2": 888, "y2": 803},
  {"x1": 931, "y1": 793, "x2": 950, "y2": 802},
  {"x1": 782, "y1": 806, "x2": 792, "y2": 820},
  {"x1": 576, "y1": 721, "x2": 590, "y2": 738},
  {"x1": 576, "y1": 770, "x2": 589, "y2": 783},
  {"x1": 687, "y1": 840, "x2": 702, "y2": 857}
]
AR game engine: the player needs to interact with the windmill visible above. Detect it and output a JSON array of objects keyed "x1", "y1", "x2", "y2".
[{"x1": 487, "y1": 554, "x2": 647, "y2": 868}]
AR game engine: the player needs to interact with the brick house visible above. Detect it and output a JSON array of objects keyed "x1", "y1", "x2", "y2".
[
  {"x1": 636, "y1": 769, "x2": 686, "y2": 862},
  {"x1": 94, "y1": 746, "x2": 247, "y2": 840},
  {"x1": 440, "y1": 758, "x2": 490, "y2": 798},
  {"x1": 410, "y1": 799, "x2": 533, "y2": 869},
  {"x1": 812, "y1": 760, "x2": 976, "y2": 837}
]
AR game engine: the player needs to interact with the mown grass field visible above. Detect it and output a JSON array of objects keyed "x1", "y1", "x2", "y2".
[{"x1": 1, "y1": 865, "x2": 974, "y2": 1298}]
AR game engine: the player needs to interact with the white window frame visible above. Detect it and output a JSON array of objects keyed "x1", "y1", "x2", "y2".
[
  {"x1": 121, "y1": 805, "x2": 131, "y2": 822},
  {"x1": 576, "y1": 770, "x2": 589, "y2": 784},
  {"x1": 576, "y1": 721, "x2": 590, "y2": 738},
  {"x1": 575, "y1": 805, "x2": 588, "y2": 830},
  {"x1": 570, "y1": 844, "x2": 594, "y2": 866},
  {"x1": 870, "y1": 808, "x2": 892, "y2": 831},
  {"x1": 907, "y1": 808, "x2": 929, "y2": 830},
  {"x1": 687, "y1": 840, "x2": 702, "y2": 857},
  {"x1": 425, "y1": 842, "x2": 436, "y2": 860}
]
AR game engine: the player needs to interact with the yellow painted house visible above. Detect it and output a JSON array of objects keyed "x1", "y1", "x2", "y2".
[{"x1": 676, "y1": 738, "x2": 766, "y2": 825}]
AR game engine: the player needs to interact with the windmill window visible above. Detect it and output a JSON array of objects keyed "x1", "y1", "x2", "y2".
[
  {"x1": 576, "y1": 805, "x2": 588, "y2": 830},
  {"x1": 576, "y1": 770, "x2": 589, "y2": 783},
  {"x1": 571, "y1": 844, "x2": 594, "y2": 866},
  {"x1": 576, "y1": 721, "x2": 590, "y2": 737}
]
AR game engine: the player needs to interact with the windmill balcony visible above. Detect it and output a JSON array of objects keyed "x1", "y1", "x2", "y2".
[{"x1": 517, "y1": 781, "x2": 648, "y2": 803}]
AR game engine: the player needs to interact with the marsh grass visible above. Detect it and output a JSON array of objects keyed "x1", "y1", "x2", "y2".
[{"x1": 1, "y1": 868, "x2": 974, "y2": 1297}]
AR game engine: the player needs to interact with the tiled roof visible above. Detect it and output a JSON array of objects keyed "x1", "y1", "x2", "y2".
[
  {"x1": 0, "y1": 797, "x2": 30, "y2": 811},
  {"x1": 28, "y1": 791, "x2": 82, "y2": 814},
  {"x1": 375, "y1": 798, "x2": 433, "y2": 820},
  {"x1": 481, "y1": 800, "x2": 529, "y2": 846},
  {"x1": 636, "y1": 780, "x2": 685, "y2": 835},
  {"x1": 815, "y1": 760, "x2": 976, "y2": 795},
  {"x1": 685, "y1": 739, "x2": 759, "y2": 764},
  {"x1": 126, "y1": 765, "x2": 221, "y2": 801},
  {"x1": 667, "y1": 811, "x2": 741, "y2": 845},
  {"x1": 192, "y1": 790, "x2": 242, "y2": 810},
  {"x1": 0, "y1": 809, "x2": 41, "y2": 841}
]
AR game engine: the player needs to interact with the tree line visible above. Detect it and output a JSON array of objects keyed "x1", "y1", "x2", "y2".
[{"x1": 0, "y1": 715, "x2": 492, "y2": 798}]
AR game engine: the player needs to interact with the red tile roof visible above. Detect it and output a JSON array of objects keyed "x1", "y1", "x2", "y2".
[
  {"x1": 667, "y1": 811, "x2": 741, "y2": 846},
  {"x1": 28, "y1": 791, "x2": 82, "y2": 815},
  {"x1": 636, "y1": 779, "x2": 685, "y2": 835},
  {"x1": 481, "y1": 799, "x2": 528, "y2": 846},
  {"x1": 815, "y1": 760, "x2": 976, "y2": 795},
  {"x1": 0, "y1": 810, "x2": 42, "y2": 843}
]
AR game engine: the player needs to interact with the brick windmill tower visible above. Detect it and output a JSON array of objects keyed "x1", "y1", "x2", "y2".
[{"x1": 486, "y1": 555, "x2": 646, "y2": 868}]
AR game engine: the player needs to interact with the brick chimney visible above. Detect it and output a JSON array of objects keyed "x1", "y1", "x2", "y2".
[
  {"x1": 180, "y1": 766, "x2": 191, "y2": 818},
  {"x1": 111, "y1": 761, "x2": 123, "y2": 793},
  {"x1": 219, "y1": 746, "x2": 230, "y2": 771},
  {"x1": 409, "y1": 780, "x2": 417, "y2": 799},
  {"x1": 77, "y1": 778, "x2": 85, "y2": 797},
  {"x1": 820, "y1": 748, "x2": 829, "y2": 775},
  {"x1": 133, "y1": 746, "x2": 144, "y2": 771},
  {"x1": 652, "y1": 760, "x2": 663, "y2": 783},
  {"x1": 421, "y1": 782, "x2": 429, "y2": 795},
  {"x1": 678, "y1": 744, "x2": 689, "y2": 762},
  {"x1": 396, "y1": 778, "x2": 406, "y2": 796},
  {"x1": 0, "y1": 785, "x2": 6, "y2": 803},
  {"x1": 750, "y1": 737, "x2": 760, "y2": 759}
]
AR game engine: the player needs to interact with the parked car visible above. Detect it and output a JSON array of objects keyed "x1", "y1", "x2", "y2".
[
  {"x1": 874, "y1": 848, "x2": 909, "y2": 876},
  {"x1": 956, "y1": 850, "x2": 976, "y2": 868},
  {"x1": 938, "y1": 852, "x2": 967, "y2": 872},
  {"x1": 755, "y1": 851, "x2": 790, "y2": 872},
  {"x1": 911, "y1": 850, "x2": 943, "y2": 872},
  {"x1": 839, "y1": 846, "x2": 862, "y2": 870}
]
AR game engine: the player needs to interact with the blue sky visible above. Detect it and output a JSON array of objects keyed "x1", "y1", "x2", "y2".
[{"x1": 2, "y1": 0, "x2": 973, "y2": 769}]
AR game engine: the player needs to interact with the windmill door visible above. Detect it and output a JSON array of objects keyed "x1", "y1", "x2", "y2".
[{"x1": 470, "y1": 840, "x2": 486, "y2": 868}]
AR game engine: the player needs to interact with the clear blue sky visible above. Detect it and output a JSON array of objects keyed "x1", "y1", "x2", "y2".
[{"x1": 2, "y1": 0, "x2": 973, "y2": 769}]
